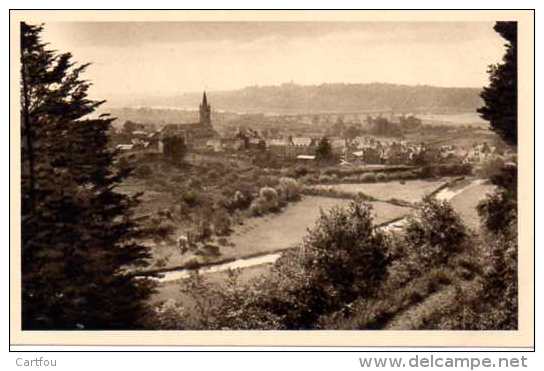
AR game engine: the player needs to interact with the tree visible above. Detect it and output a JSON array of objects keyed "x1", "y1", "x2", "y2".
[
  {"x1": 343, "y1": 124, "x2": 361, "y2": 140},
  {"x1": 122, "y1": 120, "x2": 144, "y2": 134},
  {"x1": 315, "y1": 136, "x2": 333, "y2": 162},
  {"x1": 477, "y1": 22, "x2": 517, "y2": 146},
  {"x1": 21, "y1": 22, "x2": 154, "y2": 329},
  {"x1": 405, "y1": 197, "x2": 468, "y2": 266},
  {"x1": 162, "y1": 135, "x2": 187, "y2": 164}
]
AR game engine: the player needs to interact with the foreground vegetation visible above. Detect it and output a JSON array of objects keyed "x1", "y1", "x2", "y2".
[{"x1": 149, "y1": 162, "x2": 517, "y2": 330}]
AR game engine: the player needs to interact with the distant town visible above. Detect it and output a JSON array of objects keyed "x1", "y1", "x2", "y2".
[{"x1": 110, "y1": 91, "x2": 512, "y2": 169}]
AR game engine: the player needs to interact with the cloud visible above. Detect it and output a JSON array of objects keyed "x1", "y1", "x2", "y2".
[
  {"x1": 41, "y1": 21, "x2": 506, "y2": 100},
  {"x1": 44, "y1": 21, "x2": 498, "y2": 47}
]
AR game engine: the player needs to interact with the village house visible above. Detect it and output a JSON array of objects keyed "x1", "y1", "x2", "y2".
[{"x1": 265, "y1": 136, "x2": 315, "y2": 160}]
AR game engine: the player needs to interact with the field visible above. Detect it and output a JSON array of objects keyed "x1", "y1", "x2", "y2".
[
  {"x1": 449, "y1": 181, "x2": 496, "y2": 229},
  {"x1": 146, "y1": 195, "x2": 412, "y2": 271},
  {"x1": 419, "y1": 112, "x2": 488, "y2": 128},
  {"x1": 310, "y1": 179, "x2": 450, "y2": 203},
  {"x1": 226, "y1": 196, "x2": 410, "y2": 256}
]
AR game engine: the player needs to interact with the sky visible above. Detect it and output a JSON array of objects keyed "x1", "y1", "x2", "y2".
[{"x1": 42, "y1": 22, "x2": 506, "y2": 103}]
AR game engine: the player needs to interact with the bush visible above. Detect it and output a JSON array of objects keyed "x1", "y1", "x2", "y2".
[
  {"x1": 477, "y1": 164, "x2": 517, "y2": 235},
  {"x1": 249, "y1": 187, "x2": 280, "y2": 216},
  {"x1": 294, "y1": 165, "x2": 310, "y2": 178},
  {"x1": 191, "y1": 217, "x2": 212, "y2": 242},
  {"x1": 230, "y1": 190, "x2": 253, "y2": 211},
  {"x1": 277, "y1": 177, "x2": 301, "y2": 201},
  {"x1": 174, "y1": 272, "x2": 283, "y2": 330},
  {"x1": 149, "y1": 299, "x2": 187, "y2": 330},
  {"x1": 212, "y1": 209, "x2": 232, "y2": 236},
  {"x1": 375, "y1": 172, "x2": 388, "y2": 182},
  {"x1": 476, "y1": 156, "x2": 505, "y2": 179},
  {"x1": 405, "y1": 197, "x2": 468, "y2": 266},
  {"x1": 181, "y1": 190, "x2": 200, "y2": 208},
  {"x1": 260, "y1": 187, "x2": 279, "y2": 204}
]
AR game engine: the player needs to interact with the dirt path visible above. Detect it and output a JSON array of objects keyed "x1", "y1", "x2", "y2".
[{"x1": 384, "y1": 280, "x2": 480, "y2": 330}]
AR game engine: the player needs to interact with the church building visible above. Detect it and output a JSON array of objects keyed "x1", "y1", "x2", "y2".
[{"x1": 161, "y1": 92, "x2": 218, "y2": 147}]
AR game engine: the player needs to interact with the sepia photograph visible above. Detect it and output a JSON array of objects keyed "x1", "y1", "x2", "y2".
[{"x1": 9, "y1": 10, "x2": 534, "y2": 347}]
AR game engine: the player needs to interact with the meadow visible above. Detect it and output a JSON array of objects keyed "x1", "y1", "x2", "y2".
[{"x1": 309, "y1": 178, "x2": 450, "y2": 203}]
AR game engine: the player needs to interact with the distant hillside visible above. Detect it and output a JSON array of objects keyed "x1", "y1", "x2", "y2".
[{"x1": 115, "y1": 83, "x2": 483, "y2": 115}]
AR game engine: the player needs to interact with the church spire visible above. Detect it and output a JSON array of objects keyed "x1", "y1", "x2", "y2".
[{"x1": 199, "y1": 91, "x2": 211, "y2": 126}]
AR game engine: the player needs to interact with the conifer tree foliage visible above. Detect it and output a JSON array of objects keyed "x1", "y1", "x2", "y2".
[
  {"x1": 477, "y1": 21, "x2": 517, "y2": 146},
  {"x1": 20, "y1": 22, "x2": 154, "y2": 329}
]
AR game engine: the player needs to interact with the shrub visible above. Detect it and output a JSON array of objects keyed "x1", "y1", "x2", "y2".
[
  {"x1": 175, "y1": 271, "x2": 283, "y2": 330},
  {"x1": 294, "y1": 165, "x2": 310, "y2": 178},
  {"x1": 375, "y1": 172, "x2": 388, "y2": 182},
  {"x1": 476, "y1": 156, "x2": 505, "y2": 179},
  {"x1": 249, "y1": 187, "x2": 280, "y2": 216},
  {"x1": 212, "y1": 209, "x2": 232, "y2": 236},
  {"x1": 181, "y1": 190, "x2": 200, "y2": 208},
  {"x1": 230, "y1": 190, "x2": 253, "y2": 211},
  {"x1": 191, "y1": 217, "x2": 212, "y2": 242},
  {"x1": 277, "y1": 177, "x2": 301, "y2": 201},
  {"x1": 149, "y1": 299, "x2": 187, "y2": 330},
  {"x1": 260, "y1": 187, "x2": 279, "y2": 203},
  {"x1": 477, "y1": 164, "x2": 517, "y2": 235},
  {"x1": 405, "y1": 197, "x2": 468, "y2": 266}
]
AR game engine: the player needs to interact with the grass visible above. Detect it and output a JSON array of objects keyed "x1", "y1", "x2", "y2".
[
  {"x1": 310, "y1": 179, "x2": 450, "y2": 204},
  {"x1": 449, "y1": 181, "x2": 496, "y2": 230},
  {"x1": 219, "y1": 196, "x2": 411, "y2": 261}
]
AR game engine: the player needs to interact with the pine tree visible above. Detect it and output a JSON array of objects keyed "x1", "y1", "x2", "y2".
[
  {"x1": 21, "y1": 22, "x2": 154, "y2": 329},
  {"x1": 477, "y1": 22, "x2": 517, "y2": 146}
]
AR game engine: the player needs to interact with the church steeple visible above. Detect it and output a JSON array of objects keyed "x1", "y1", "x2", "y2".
[{"x1": 199, "y1": 91, "x2": 211, "y2": 126}]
